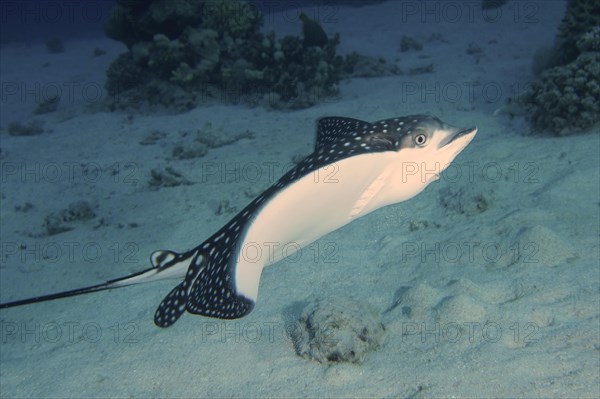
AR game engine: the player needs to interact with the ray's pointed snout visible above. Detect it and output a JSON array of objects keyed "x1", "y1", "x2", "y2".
[{"x1": 442, "y1": 126, "x2": 478, "y2": 147}]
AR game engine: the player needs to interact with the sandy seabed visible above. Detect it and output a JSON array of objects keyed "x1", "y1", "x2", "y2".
[{"x1": 1, "y1": 1, "x2": 598, "y2": 398}]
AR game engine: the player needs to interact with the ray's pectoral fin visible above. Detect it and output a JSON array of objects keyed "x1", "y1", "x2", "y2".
[
  {"x1": 154, "y1": 282, "x2": 188, "y2": 327},
  {"x1": 153, "y1": 236, "x2": 256, "y2": 328},
  {"x1": 150, "y1": 249, "x2": 199, "y2": 327}
]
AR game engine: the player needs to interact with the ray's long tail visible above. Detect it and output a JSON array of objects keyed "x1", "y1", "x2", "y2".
[
  {"x1": 0, "y1": 267, "x2": 155, "y2": 309},
  {"x1": 0, "y1": 250, "x2": 188, "y2": 310}
]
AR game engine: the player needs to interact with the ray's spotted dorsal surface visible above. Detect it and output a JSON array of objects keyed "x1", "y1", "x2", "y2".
[{"x1": 0, "y1": 115, "x2": 477, "y2": 328}]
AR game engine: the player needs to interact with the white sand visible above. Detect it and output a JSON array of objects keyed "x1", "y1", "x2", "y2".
[{"x1": 1, "y1": 1, "x2": 599, "y2": 398}]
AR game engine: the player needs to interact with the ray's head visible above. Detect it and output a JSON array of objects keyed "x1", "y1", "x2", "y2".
[
  {"x1": 378, "y1": 115, "x2": 477, "y2": 153},
  {"x1": 369, "y1": 114, "x2": 477, "y2": 169},
  {"x1": 363, "y1": 114, "x2": 478, "y2": 202}
]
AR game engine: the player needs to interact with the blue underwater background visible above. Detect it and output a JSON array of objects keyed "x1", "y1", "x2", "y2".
[
  {"x1": 0, "y1": 1, "x2": 599, "y2": 398},
  {"x1": 1, "y1": 1, "x2": 370, "y2": 42}
]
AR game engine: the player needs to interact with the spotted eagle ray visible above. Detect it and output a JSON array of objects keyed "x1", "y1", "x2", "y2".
[{"x1": 0, "y1": 115, "x2": 477, "y2": 327}]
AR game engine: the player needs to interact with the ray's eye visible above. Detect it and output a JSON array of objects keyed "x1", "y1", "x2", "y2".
[{"x1": 414, "y1": 132, "x2": 427, "y2": 146}]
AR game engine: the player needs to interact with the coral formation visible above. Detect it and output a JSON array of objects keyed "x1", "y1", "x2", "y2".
[
  {"x1": 171, "y1": 123, "x2": 254, "y2": 159},
  {"x1": 343, "y1": 52, "x2": 427, "y2": 78},
  {"x1": 139, "y1": 130, "x2": 167, "y2": 145},
  {"x1": 400, "y1": 35, "x2": 422, "y2": 52},
  {"x1": 519, "y1": 51, "x2": 600, "y2": 135},
  {"x1": 407, "y1": 64, "x2": 434, "y2": 75},
  {"x1": 554, "y1": 0, "x2": 600, "y2": 66},
  {"x1": 292, "y1": 296, "x2": 384, "y2": 364},
  {"x1": 439, "y1": 183, "x2": 495, "y2": 216},
  {"x1": 300, "y1": 12, "x2": 329, "y2": 47},
  {"x1": 193, "y1": 122, "x2": 254, "y2": 148},
  {"x1": 45, "y1": 38, "x2": 65, "y2": 54},
  {"x1": 33, "y1": 95, "x2": 60, "y2": 115},
  {"x1": 7, "y1": 120, "x2": 44, "y2": 136},
  {"x1": 518, "y1": 2, "x2": 600, "y2": 134},
  {"x1": 104, "y1": 0, "x2": 343, "y2": 110},
  {"x1": 172, "y1": 142, "x2": 208, "y2": 159},
  {"x1": 43, "y1": 201, "x2": 96, "y2": 236},
  {"x1": 576, "y1": 25, "x2": 600, "y2": 52},
  {"x1": 212, "y1": 199, "x2": 237, "y2": 215},
  {"x1": 530, "y1": 0, "x2": 600, "y2": 75},
  {"x1": 148, "y1": 166, "x2": 192, "y2": 189}
]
